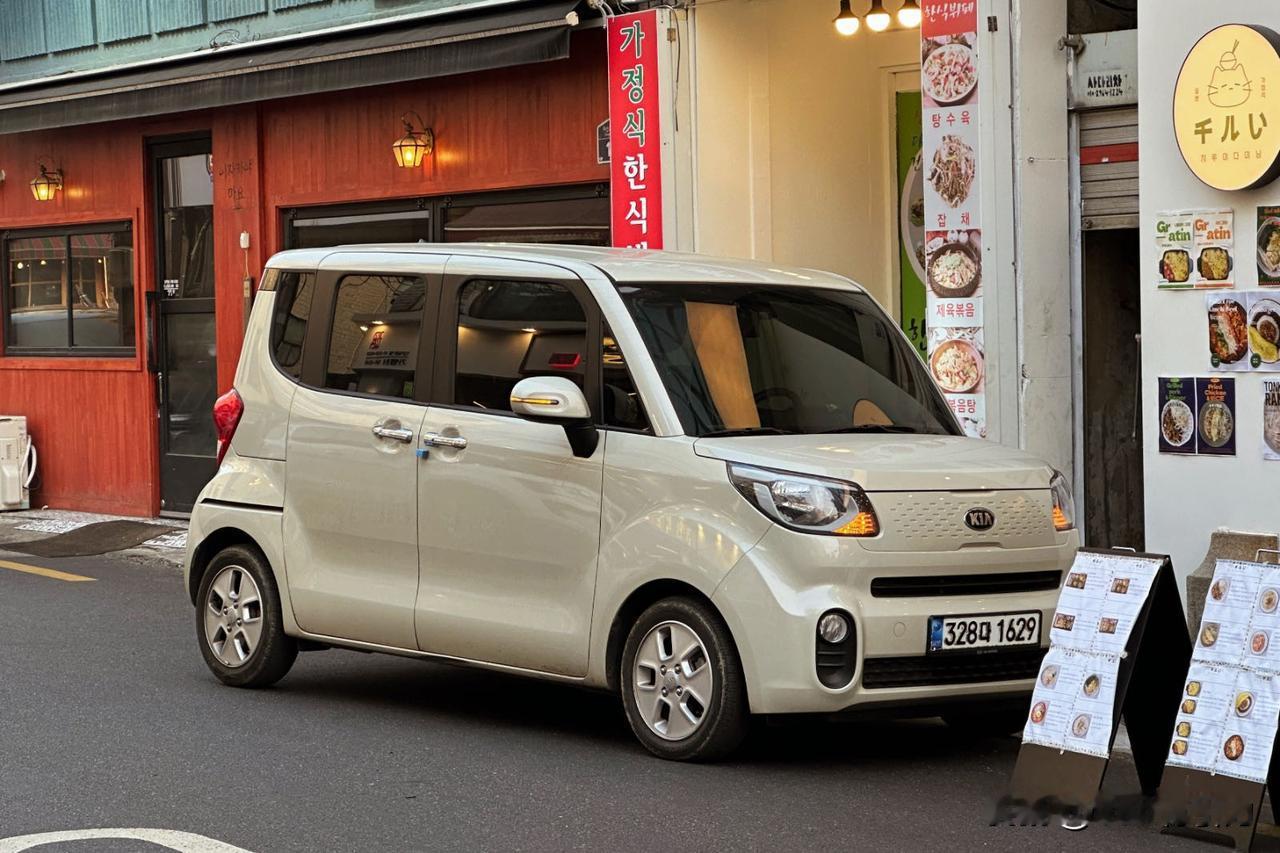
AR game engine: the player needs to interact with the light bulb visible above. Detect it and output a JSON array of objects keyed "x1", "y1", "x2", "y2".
[
  {"x1": 898, "y1": 0, "x2": 922, "y2": 28},
  {"x1": 833, "y1": 0, "x2": 859, "y2": 36},
  {"x1": 866, "y1": 0, "x2": 891, "y2": 31}
]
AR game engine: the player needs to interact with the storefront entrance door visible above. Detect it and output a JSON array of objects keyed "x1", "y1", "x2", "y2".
[{"x1": 151, "y1": 138, "x2": 216, "y2": 515}]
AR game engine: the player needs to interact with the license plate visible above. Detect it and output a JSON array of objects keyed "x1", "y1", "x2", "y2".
[{"x1": 927, "y1": 611, "x2": 1041, "y2": 653}]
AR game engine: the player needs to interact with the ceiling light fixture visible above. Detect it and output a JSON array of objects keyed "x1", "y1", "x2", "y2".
[
  {"x1": 865, "y1": 0, "x2": 892, "y2": 32},
  {"x1": 898, "y1": 0, "x2": 922, "y2": 28},
  {"x1": 833, "y1": 0, "x2": 860, "y2": 35}
]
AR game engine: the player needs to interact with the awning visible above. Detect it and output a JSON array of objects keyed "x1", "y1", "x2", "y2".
[{"x1": 0, "y1": 1, "x2": 582, "y2": 135}]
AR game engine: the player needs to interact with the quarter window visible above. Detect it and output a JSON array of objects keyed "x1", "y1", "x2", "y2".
[
  {"x1": 323, "y1": 274, "x2": 426, "y2": 400},
  {"x1": 602, "y1": 325, "x2": 649, "y2": 431},
  {"x1": 453, "y1": 279, "x2": 587, "y2": 411},
  {"x1": 269, "y1": 272, "x2": 315, "y2": 380},
  {"x1": 3, "y1": 224, "x2": 135, "y2": 354}
]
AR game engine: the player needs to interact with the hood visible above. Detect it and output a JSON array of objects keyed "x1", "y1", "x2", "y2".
[{"x1": 692, "y1": 434, "x2": 1055, "y2": 492}]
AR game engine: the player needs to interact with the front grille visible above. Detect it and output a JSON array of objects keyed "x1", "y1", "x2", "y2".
[
  {"x1": 861, "y1": 647, "x2": 1046, "y2": 689},
  {"x1": 860, "y1": 491, "x2": 1057, "y2": 553},
  {"x1": 870, "y1": 571, "x2": 1062, "y2": 598}
]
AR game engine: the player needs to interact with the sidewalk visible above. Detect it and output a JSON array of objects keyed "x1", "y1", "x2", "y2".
[{"x1": 0, "y1": 508, "x2": 186, "y2": 566}]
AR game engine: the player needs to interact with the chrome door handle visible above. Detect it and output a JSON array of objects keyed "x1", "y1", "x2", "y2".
[
  {"x1": 422, "y1": 432, "x2": 468, "y2": 450},
  {"x1": 372, "y1": 424, "x2": 414, "y2": 443}
]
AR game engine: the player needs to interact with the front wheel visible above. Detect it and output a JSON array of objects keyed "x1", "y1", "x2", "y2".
[
  {"x1": 620, "y1": 597, "x2": 749, "y2": 761},
  {"x1": 195, "y1": 544, "x2": 297, "y2": 688}
]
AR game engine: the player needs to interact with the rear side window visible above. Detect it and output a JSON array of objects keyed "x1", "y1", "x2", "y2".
[
  {"x1": 323, "y1": 274, "x2": 427, "y2": 400},
  {"x1": 269, "y1": 271, "x2": 315, "y2": 380},
  {"x1": 453, "y1": 279, "x2": 586, "y2": 411}
]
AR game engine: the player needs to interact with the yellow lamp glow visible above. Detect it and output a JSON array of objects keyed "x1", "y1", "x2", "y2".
[
  {"x1": 898, "y1": 0, "x2": 922, "y2": 28},
  {"x1": 833, "y1": 0, "x2": 859, "y2": 35},
  {"x1": 865, "y1": 0, "x2": 891, "y2": 31},
  {"x1": 393, "y1": 112, "x2": 434, "y2": 168},
  {"x1": 30, "y1": 165, "x2": 62, "y2": 201}
]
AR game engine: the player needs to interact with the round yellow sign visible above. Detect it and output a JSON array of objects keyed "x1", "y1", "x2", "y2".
[{"x1": 1174, "y1": 23, "x2": 1280, "y2": 191}]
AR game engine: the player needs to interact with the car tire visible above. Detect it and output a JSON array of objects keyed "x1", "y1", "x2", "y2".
[
  {"x1": 620, "y1": 596, "x2": 749, "y2": 761},
  {"x1": 942, "y1": 704, "x2": 1028, "y2": 738},
  {"x1": 195, "y1": 544, "x2": 297, "y2": 689}
]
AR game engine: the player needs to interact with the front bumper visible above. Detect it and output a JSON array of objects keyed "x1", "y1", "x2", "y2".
[{"x1": 711, "y1": 524, "x2": 1078, "y2": 715}]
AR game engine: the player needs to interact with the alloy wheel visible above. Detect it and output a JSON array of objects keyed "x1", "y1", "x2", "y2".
[
  {"x1": 202, "y1": 565, "x2": 265, "y2": 668},
  {"x1": 632, "y1": 620, "x2": 715, "y2": 741}
]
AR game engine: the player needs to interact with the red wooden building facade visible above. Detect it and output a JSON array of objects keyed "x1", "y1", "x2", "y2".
[{"x1": 0, "y1": 28, "x2": 608, "y2": 516}]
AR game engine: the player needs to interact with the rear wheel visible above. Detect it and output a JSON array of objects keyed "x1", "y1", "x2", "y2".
[
  {"x1": 195, "y1": 545, "x2": 297, "y2": 688},
  {"x1": 620, "y1": 597, "x2": 749, "y2": 761}
]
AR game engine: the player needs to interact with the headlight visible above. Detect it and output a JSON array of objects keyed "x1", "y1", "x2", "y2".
[
  {"x1": 728, "y1": 464, "x2": 879, "y2": 536},
  {"x1": 1050, "y1": 470, "x2": 1076, "y2": 532}
]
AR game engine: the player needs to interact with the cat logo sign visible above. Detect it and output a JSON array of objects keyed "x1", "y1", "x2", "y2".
[{"x1": 1174, "y1": 23, "x2": 1280, "y2": 191}]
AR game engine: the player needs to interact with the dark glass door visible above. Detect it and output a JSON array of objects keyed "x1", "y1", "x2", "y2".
[{"x1": 152, "y1": 138, "x2": 216, "y2": 515}]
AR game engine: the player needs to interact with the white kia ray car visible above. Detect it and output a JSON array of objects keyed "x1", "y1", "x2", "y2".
[{"x1": 184, "y1": 245, "x2": 1078, "y2": 760}]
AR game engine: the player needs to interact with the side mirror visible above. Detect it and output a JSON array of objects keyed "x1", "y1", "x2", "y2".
[{"x1": 509, "y1": 376, "x2": 599, "y2": 458}]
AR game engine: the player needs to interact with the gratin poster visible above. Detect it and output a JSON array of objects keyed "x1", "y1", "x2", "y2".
[
  {"x1": 1196, "y1": 376, "x2": 1237, "y2": 456},
  {"x1": 1264, "y1": 380, "x2": 1280, "y2": 461},
  {"x1": 921, "y1": 0, "x2": 984, "y2": 439},
  {"x1": 1258, "y1": 206, "x2": 1280, "y2": 287},
  {"x1": 1156, "y1": 209, "x2": 1234, "y2": 290},
  {"x1": 1158, "y1": 377, "x2": 1197, "y2": 454}
]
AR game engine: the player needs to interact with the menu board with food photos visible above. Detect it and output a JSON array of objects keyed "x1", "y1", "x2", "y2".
[
  {"x1": 1008, "y1": 549, "x2": 1189, "y2": 820},
  {"x1": 1156, "y1": 376, "x2": 1236, "y2": 456},
  {"x1": 1022, "y1": 551, "x2": 1164, "y2": 758},
  {"x1": 1156, "y1": 209, "x2": 1235, "y2": 290},
  {"x1": 921, "y1": 0, "x2": 985, "y2": 440},
  {"x1": 1166, "y1": 560, "x2": 1280, "y2": 785}
]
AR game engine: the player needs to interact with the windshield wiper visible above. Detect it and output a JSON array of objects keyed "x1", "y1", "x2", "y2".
[
  {"x1": 700, "y1": 427, "x2": 800, "y2": 438},
  {"x1": 820, "y1": 425, "x2": 923, "y2": 435}
]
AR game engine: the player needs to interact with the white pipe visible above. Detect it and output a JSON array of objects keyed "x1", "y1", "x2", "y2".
[{"x1": 23, "y1": 436, "x2": 36, "y2": 489}]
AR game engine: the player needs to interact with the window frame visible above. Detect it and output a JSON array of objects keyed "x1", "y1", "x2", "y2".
[
  {"x1": 296, "y1": 266, "x2": 442, "y2": 406},
  {"x1": 1, "y1": 220, "x2": 136, "y2": 357},
  {"x1": 261, "y1": 268, "x2": 318, "y2": 386},
  {"x1": 432, "y1": 271, "x2": 602, "y2": 422}
]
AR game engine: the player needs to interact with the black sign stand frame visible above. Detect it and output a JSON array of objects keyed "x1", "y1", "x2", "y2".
[{"x1": 1006, "y1": 549, "x2": 1190, "y2": 820}]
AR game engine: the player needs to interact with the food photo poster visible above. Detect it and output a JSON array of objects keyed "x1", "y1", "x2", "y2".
[
  {"x1": 1196, "y1": 377, "x2": 1237, "y2": 457},
  {"x1": 1265, "y1": 379, "x2": 1280, "y2": 462},
  {"x1": 1207, "y1": 292, "x2": 1252, "y2": 371},
  {"x1": 1258, "y1": 206, "x2": 1280, "y2": 287},
  {"x1": 1159, "y1": 377, "x2": 1197, "y2": 454},
  {"x1": 1248, "y1": 292, "x2": 1280, "y2": 370},
  {"x1": 1156, "y1": 209, "x2": 1234, "y2": 290}
]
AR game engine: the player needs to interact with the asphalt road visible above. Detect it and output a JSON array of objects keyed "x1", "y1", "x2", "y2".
[{"x1": 0, "y1": 550, "x2": 1265, "y2": 852}]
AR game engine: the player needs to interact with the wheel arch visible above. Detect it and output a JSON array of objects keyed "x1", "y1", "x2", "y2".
[
  {"x1": 187, "y1": 526, "x2": 267, "y2": 605},
  {"x1": 603, "y1": 578, "x2": 747, "y2": 700}
]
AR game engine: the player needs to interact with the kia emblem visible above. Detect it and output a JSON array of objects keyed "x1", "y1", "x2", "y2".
[{"x1": 965, "y1": 508, "x2": 995, "y2": 531}]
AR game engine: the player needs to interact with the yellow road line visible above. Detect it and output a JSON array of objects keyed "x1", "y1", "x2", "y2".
[{"x1": 0, "y1": 559, "x2": 95, "y2": 582}]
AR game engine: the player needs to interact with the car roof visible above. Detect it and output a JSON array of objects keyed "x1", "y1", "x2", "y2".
[{"x1": 266, "y1": 243, "x2": 864, "y2": 291}]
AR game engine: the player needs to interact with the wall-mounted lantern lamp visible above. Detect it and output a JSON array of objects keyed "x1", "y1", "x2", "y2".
[
  {"x1": 392, "y1": 111, "x2": 434, "y2": 168},
  {"x1": 30, "y1": 162, "x2": 62, "y2": 202}
]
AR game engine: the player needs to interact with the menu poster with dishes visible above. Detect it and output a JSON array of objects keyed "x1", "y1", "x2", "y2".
[
  {"x1": 1158, "y1": 377, "x2": 1198, "y2": 455},
  {"x1": 1248, "y1": 292, "x2": 1280, "y2": 370},
  {"x1": 1257, "y1": 206, "x2": 1280, "y2": 287},
  {"x1": 1156, "y1": 209, "x2": 1235, "y2": 290},
  {"x1": 1207, "y1": 292, "x2": 1252, "y2": 371},
  {"x1": 1023, "y1": 551, "x2": 1164, "y2": 758},
  {"x1": 1196, "y1": 376, "x2": 1237, "y2": 456},
  {"x1": 1265, "y1": 380, "x2": 1280, "y2": 461},
  {"x1": 1168, "y1": 560, "x2": 1280, "y2": 785},
  {"x1": 921, "y1": 0, "x2": 985, "y2": 439}
]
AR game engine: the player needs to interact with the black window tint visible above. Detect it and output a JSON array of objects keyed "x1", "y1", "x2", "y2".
[
  {"x1": 454, "y1": 279, "x2": 586, "y2": 411},
  {"x1": 602, "y1": 325, "x2": 649, "y2": 431},
  {"x1": 323, "y1": 274, "x2": 426, "y2": 400},
  {"x1": 269, "y1": 272, "x2": 314, "y2": 380}
]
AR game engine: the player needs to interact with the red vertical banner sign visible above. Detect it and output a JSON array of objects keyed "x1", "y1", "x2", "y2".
[{"x1": 608, "y1": 10, "x2": 664, "y2": 249}]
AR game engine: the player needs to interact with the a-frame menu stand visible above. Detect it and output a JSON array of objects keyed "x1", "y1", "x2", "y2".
[{"x1": 1006, "y1": 550, "x2": 1190, "y2": 819}]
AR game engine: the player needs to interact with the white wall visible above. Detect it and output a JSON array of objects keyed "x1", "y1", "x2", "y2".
[{"x1": 1139, "y1": 0, "x2": 1280, "y2": 586}]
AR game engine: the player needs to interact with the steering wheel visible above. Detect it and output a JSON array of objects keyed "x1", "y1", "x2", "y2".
[{"x1": 753, "y1": 387, "x2": 802, "y2": 412}]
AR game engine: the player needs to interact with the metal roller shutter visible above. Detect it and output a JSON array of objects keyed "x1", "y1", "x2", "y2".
[{"x1": 1080, "y1": 106, "x2": 1138, "y2": 230}]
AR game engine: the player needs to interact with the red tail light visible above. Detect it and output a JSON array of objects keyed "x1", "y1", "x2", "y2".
[{"x1": 213, "y1": 388, "x2": 244, "y2": 467}]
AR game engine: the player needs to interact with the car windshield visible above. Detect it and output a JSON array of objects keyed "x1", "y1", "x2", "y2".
[{"x1": 617, "y1": 283, "x2": 959, "y2": 437}]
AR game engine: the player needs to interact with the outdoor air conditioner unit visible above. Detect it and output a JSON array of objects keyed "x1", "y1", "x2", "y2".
[{"x1": 0, "y1": 416, "x2": 34, "y2": 511}]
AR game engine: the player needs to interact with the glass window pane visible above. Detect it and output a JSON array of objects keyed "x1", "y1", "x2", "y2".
[
  {"x1": 161, "y1": 154, "x2": 214, "y2": 299},
  {"x1": 7, "y1": 236, "x2": 68, "y2": 348},
  {"x1": 71, "y1": 232, "x2": 134, "y2": 349},
  {"x1": 602, "y1": 325, "x2": 649, "y2": 431},
  {"x1": 443, "y1": 197, "x2": 610, "y2": 245},
  {"x1": 455, "y1": 279, "x2": 586, "y2": 411},
  {"x1": 324, "y1": 274, "x2": 425, "y2": 400},
  {"x1": 270, "y1": 272, "x2": 315, "y2": 380},
  {"x1": 164, "y1": 312, "x2": 218, "y2": 456}
]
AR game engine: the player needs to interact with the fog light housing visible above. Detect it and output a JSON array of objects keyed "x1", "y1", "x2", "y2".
[{"x1": 818, "y1": 611, "x2": 850, "y2": 644}]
